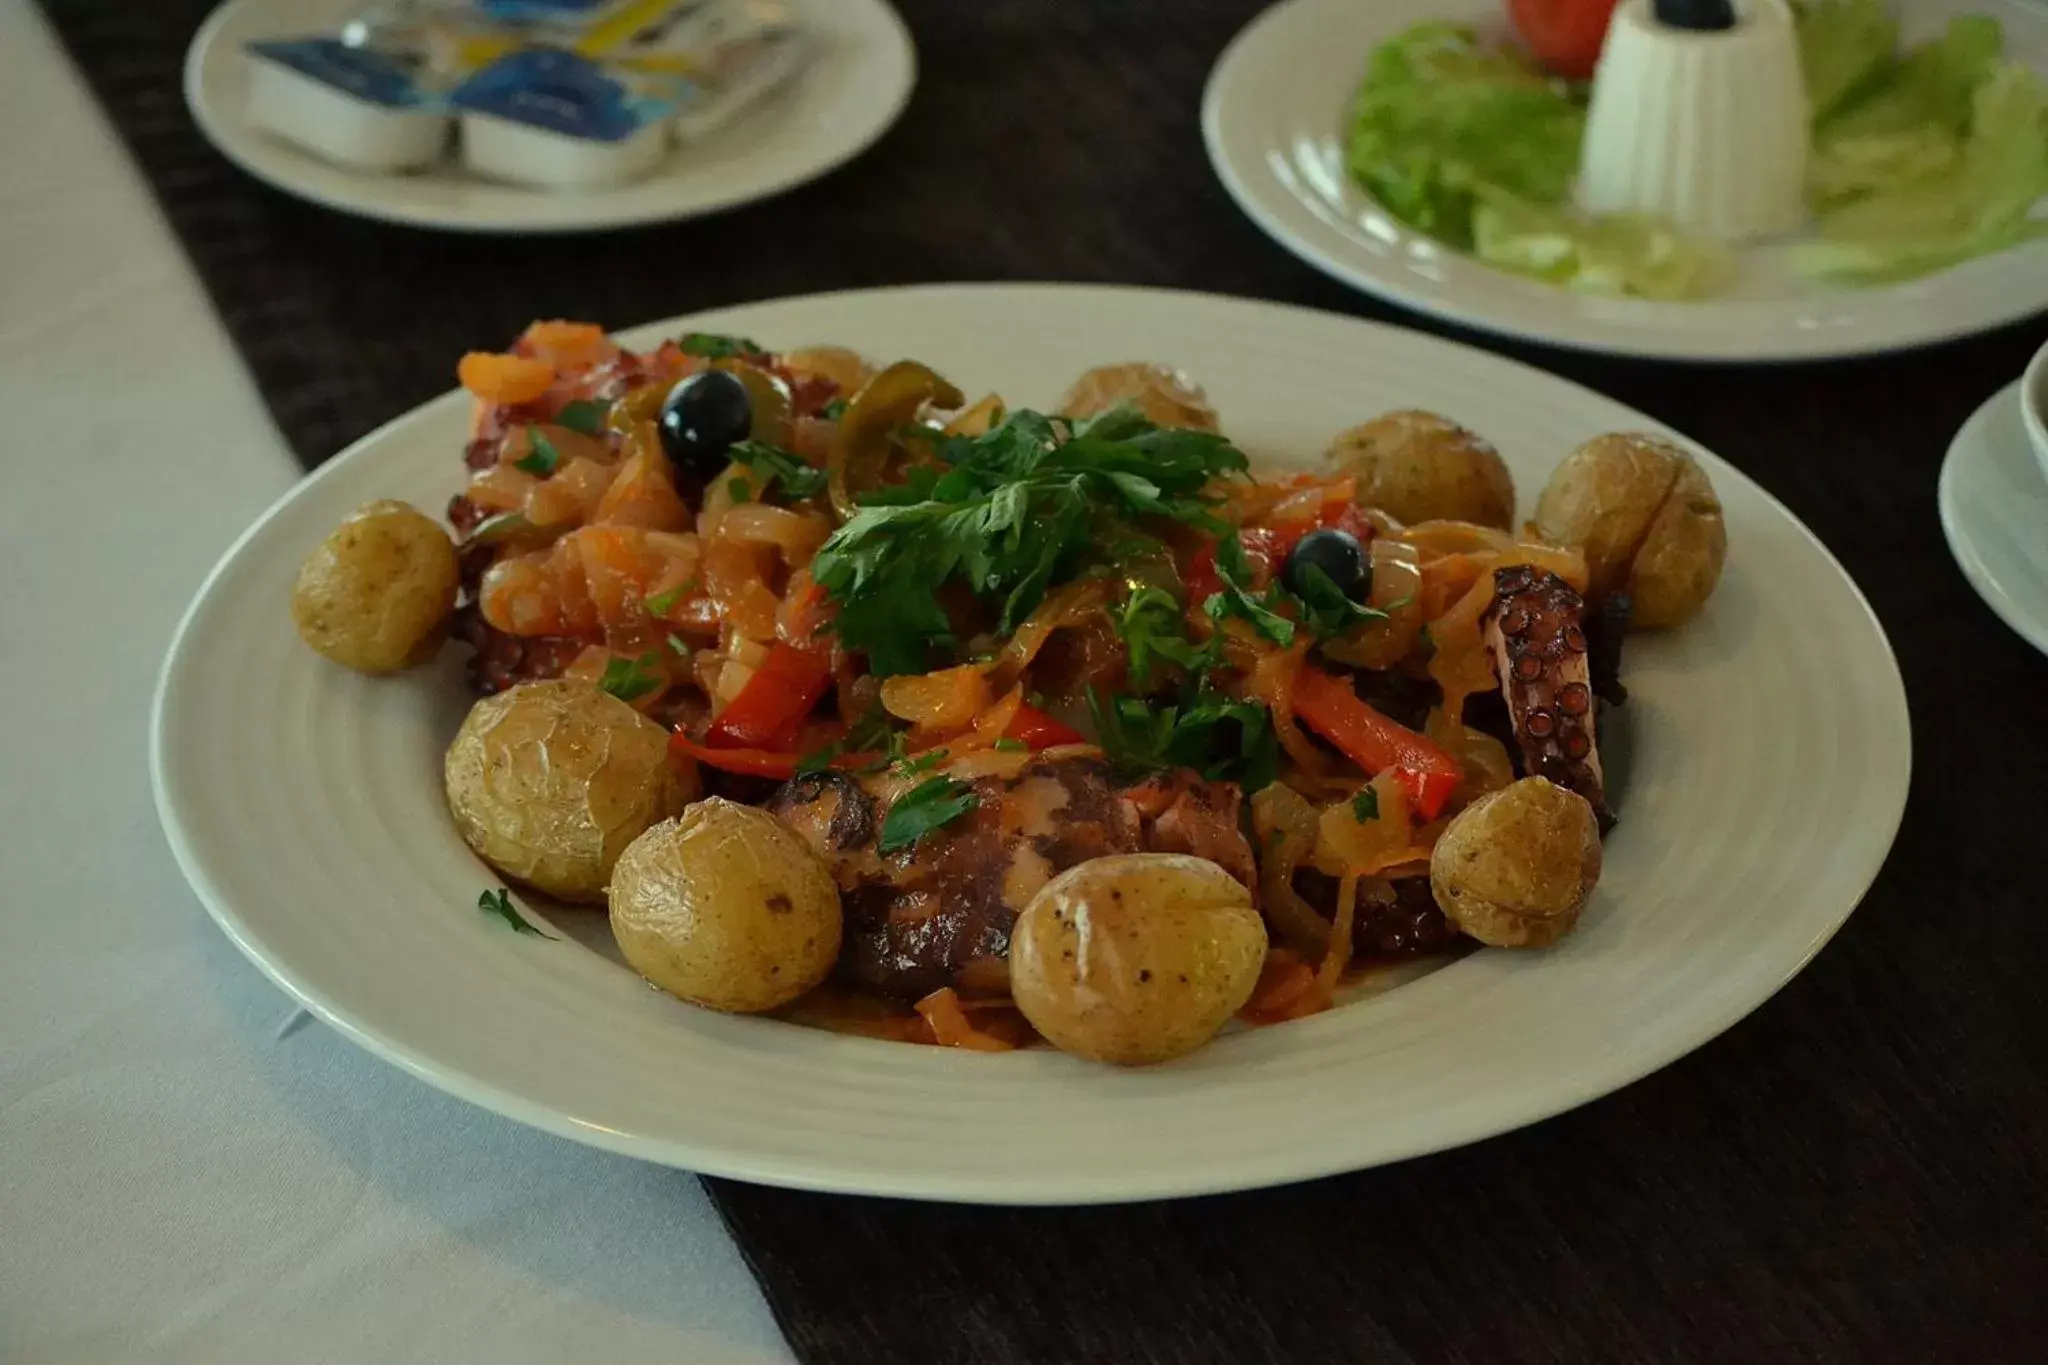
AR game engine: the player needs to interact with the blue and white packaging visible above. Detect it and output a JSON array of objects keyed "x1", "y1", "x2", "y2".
[
  {"x1": 244, "y1": 37, "x2": 451, "y2": 172},
  {"x1": 449, "y1": 46, "x2": 673, "y2": 188}
]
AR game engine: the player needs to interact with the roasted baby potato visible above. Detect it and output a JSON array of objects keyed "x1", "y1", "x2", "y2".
[
  {"x1": 1009, "y1": 854, "x2": 1267, "y2": 1066},
  {"x1": 444, "y1": 680, "x2": 692, "y2": 903},
  {"x1": 1532, "y1": 433, "x2": 1726, "y2": 629},
  {"x1": 610, "y1": 799, "x2": 842, "y2": 1014},
  {"x1": 1058, "y1": 363, "x2": 1220, "y2": 432},
  {"x1": 291, "y1": 499, "x2": 458, "y2": 673},
  {"x1": 1429, "y1": 778, "x2": 1601, "y2": 948},
  {"x1": 1324, "y1": 410, "x2": 1516, "y2": 530}
]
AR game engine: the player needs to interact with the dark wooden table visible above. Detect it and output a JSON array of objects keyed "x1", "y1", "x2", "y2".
[{"x1": 40, "y1": 0, "x2": 2048, "y2": 1358}]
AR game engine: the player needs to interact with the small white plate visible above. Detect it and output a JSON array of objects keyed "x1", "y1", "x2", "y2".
[
  {"x1": 1202, "y1": 0, "x2": 2048, "y2": 361},
  {"x1": 153, "y1": 284, "x2": 1910, "y2": 1203},
  {"x1": 184, "y1": 0, "x2": 915, "y2": 233},
  {"x1": 1939, "y1": 381, "x2": 2048, "y2": 657}
]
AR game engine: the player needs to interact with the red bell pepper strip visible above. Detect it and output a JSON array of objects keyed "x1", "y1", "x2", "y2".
[
  {"x1": 1004, "y1": 703, "x2": 1085, "y2": 749},
  {"x1": 703, "y1": 643, "x2": 832, "y2": 751},
  {"x1": 1289, "y1": 664, "x2": 1462, "y2": 820},
  {"x1": 670, "y1": 732, "x2": 800, "y2": 781},
  {"x1": 1183, "y1": 541, "x2": 1224, "y2": 615}
]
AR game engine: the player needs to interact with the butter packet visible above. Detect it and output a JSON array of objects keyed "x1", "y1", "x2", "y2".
[
  {"x1": 450, "y1": 46, "x2": 677, "y2": 188},
  {"x1": 244, "y1": 36, "x2": 451, "y2": 172}
]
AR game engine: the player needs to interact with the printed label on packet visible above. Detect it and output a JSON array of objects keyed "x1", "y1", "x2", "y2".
[
  {"x1": 246, "y1": 38, "x2": 437, "y2": 109},
  {"x1": 449, "y1": 47, "x2": 677, "y2": 142}
]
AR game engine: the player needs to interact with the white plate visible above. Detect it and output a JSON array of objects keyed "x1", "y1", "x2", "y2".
[
  {"x1": 1939, "y1": 381, "x2": 2048, "y2": 657},
  {"x1": 1201, "y1": 0, "x2": 2048, "y2": 361},
  {"x1": 152, "y1": 284, "x2": 1910, "y2": 1203},
  {"x1": 184, "y1": 0, "x2": 915, "y2": 233}
]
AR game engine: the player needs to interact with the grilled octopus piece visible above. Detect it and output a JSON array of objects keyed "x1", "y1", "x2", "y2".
[
  {"x1": 766, "y1": 756, "x2": 1256, "y2": 1000},
  {"x1": 1481, "y1": 565, "x2": 1612, "y2": 827}
]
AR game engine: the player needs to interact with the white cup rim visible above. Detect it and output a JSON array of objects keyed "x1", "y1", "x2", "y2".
[{"x1": 2022, "y1": 339, "x2": 2048, "y2": 485}]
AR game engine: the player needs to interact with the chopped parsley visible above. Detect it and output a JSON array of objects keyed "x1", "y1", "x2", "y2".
[
  {"x1": 677, "y1": 331, "x2": 763, "y2": 359},
  {"x1": 1203, "y1": 534, "x2": 1296, "y2": 646},
  {"x1": 993, "y1": 736, "x2": 1029, "y2": 753},
  {"x1": 820, "y1": 397, "x2": 849, "y2": 421},
  {"x1": 795, "y1": 709, "x2": 901, "y2": 776},
  {"x1": 809, "y1": 403, "x2": 1248, "y2": 676},
  {"x1": 1117, "y1": 586, "x2": 1221, "y2": 691},
  {"x1": 514, "y1": 427, "x2": 562, "y2": 476},
  {"x1": 598, "y1": 651, "x2": 664, "y2": 703},
  {"x1": 645, "y1": 580, "x2": 698, "y2": 616},
  {"x1": 877, "y1": 775, "x2": 980, "y2": 854},
  {"x1": 1351, "y1": 786, "x2": 1380, "y2": 822},
  {"x1": 478, "y1": 888, "x2": 555, "y2": 939},
  {"x1": 727, "y1": 476, "x2": 753, "y2": 504},
  {"x1": 730, "y1": 440, "x2": 829, "y2": 503},
  {"x1": 1088, "y1": 686, "x2": 1280, "y2": 793},
  {"x1": 1293, "y1": 562, "x2": 1389, "y2": 640},
  {"x1": 553, "y1": 399, "x2": 608, "y2": 437},
  {"x1": 666, "y1": 633, "x2": 691, "y2": 657}
]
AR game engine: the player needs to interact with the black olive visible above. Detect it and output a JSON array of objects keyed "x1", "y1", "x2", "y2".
[
  {"x1": 1281, "y1": 528, "x2": 1372, "y2": 602},
  {"x1": 657, "y1": 370, "x2": 752, "y2": 481}
]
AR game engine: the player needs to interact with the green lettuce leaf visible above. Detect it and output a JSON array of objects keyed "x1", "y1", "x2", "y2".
[
  {"x1": 1808, "y1": 126, "x2": 1959, "y2": 210},
  {"x1": 1343, "y1": 23, "x2": 1586, "y2": 249},
  {"x1": 1794, "y1": 0, "x2": 1901, "y2": 125},
  {"x1": 1473, "y1": 190, "x2": 1735, "y2": 300},
  {"x1": 1797, "y1": 62, "x2": 2048, "y2": 283},
  {"x1": 1820, "y1": 14, "x2": 2004, "y2": 141}
]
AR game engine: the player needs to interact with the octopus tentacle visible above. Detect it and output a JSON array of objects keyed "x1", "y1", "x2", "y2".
[{"x1": 1482, "y1": 565, "x2": 1612, "y2": 828}]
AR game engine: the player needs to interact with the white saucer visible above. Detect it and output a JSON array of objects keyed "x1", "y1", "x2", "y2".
[
  {"x1": 1940, "y1": 382, "x2": 2048, "y2": 657},
  {"x1": 184, "y1": 0, "x2": 916, "y2": 233}
]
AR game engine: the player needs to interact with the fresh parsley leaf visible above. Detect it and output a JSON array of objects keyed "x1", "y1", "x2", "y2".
[
  {"x1": 797, "y1": 709, "x2": 898, "y2": 775},
  {"x1": 810, "y1": 404, "x2": 1249, "y2": 676},
  {"x1": 727, "y1": 476, "x2": 753, "y2": 504},
  {"x1": 514, "y1": 427, "x2": 562, "y2": 476},
  {"x1": 898, "y1": 748, "x2": 948, "y2": 776},
  {"x1": 1088, "y1": 689, "x2": 1182, "y2": 775},
  {"x1": 877, "y1": 775, "x2": 980, "y2": 853},
  {"x1": 677, "y1": 331, "x2": 762, "y2": 359},
  {"x1": 1204, "y1": 535, "x2": 1296, "y2": 646},
  {"x1": 598, "y1": 651, "x2": 664, "y2": 703},
  {"x1": 1352, "y1": 786, "x2": 1380, "y2": 822},
  {"x1": 553, "y1": 399, "x2": 608, "y2": 437},
  {"x1": 478, "y1": 887, "x2": 555, "y2": 939},
  {"x1": 820, "y1": 397, "x2": 849, "y2": 421},
  {"x1": 1293, "y1": 562, "x2": 1389, "y2": 640},
  {"x1": 993, "y1": 736, "x2": 1029, "y2": 753},
  {"x1": 1167, "y1": 689, "x2": 1281, "y2": 793},
  {"x1": 1117, "y1": 586, "x2": 1220, "y2": 690},
  {"x1": 1088, "y1": 685, "x2": 1279, "y2": 792},
  {"x1": 730, "y1": 440, "x2": 829, "y2": 503}
]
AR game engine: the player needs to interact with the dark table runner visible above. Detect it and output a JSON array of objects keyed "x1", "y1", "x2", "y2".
[{"x1": 42, "y1": 0, "x2": 2048, "y2": 1359}]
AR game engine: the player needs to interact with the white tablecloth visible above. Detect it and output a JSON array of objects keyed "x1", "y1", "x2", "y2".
[{"x1": 0, "y1": 5, "x2": 791, "y2": 1359}]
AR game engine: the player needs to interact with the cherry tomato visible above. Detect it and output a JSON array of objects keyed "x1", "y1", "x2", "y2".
[{"x1": 1506, "y1": 0, "x2": 1621, "y2": 80}]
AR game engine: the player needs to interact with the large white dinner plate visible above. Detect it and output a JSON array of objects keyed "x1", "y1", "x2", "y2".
[
  {"x1": 153, "y1": 285, "x2": 1910, "y2": 1203},
  {"x1": 184, "y1": 0, "x2": 915, "y2": 233},
  {"x1": 1939, "y1": 380, "x2": 2048, "y2": 657},
  {"x1": 1202, "y1": 0, "x2": 2048, "y2": 361}
]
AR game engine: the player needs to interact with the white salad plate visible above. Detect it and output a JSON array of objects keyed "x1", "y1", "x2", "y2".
[
  {"x1": 1202, "y1": 0, "x2": 2048, "y2": 361},
  {"x1": 184, "y1": 0, "x2": 915, "y2": 233},
  {"x1": 1939, "y1": 379, "x2": 2048, "y2": 657},
  {"x1": 153, "y1": 284, "x2": 1911, "y2": 1203}
]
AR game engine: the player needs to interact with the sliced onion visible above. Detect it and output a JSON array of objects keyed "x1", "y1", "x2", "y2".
[{"x1": 1251, "y1": 784, "x2": 1331, "y2": 953}]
